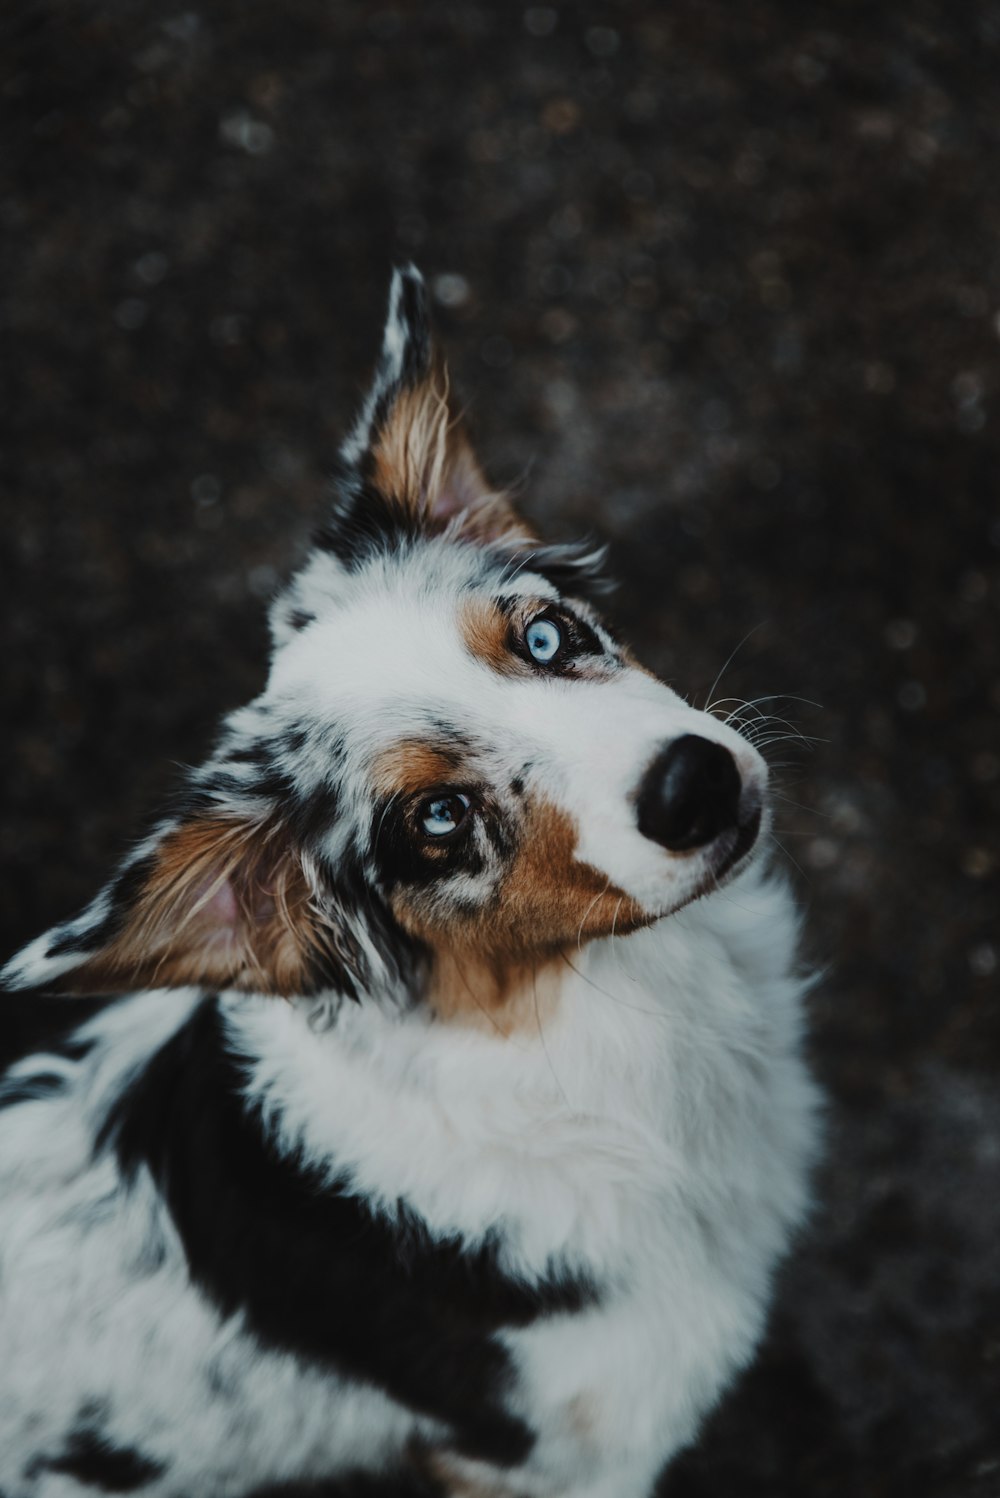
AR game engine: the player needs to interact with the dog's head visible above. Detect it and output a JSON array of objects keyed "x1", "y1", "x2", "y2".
[{"x1": 2, "y1": 268, "x2": 768, "y2": 1019}]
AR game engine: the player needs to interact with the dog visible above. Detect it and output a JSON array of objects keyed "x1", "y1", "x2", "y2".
[{"x1": 0, "y1": 266, "x2": 819, "y2": 1498}]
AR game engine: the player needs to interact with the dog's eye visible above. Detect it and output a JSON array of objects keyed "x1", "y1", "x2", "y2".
[
  {"x1": 419, "y1": 793, "x2": 471, "y2": 838},
  {"x1": 525, "y1": 616, "x2": 563, "y2": 664}
]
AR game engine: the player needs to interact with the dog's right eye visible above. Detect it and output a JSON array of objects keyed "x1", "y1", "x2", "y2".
[
  {"x1": 525, "y1": 616, "x2": 563, "y2": 664},
  {"x1": 419, "y1": 793, "x2": 470, "y2": 838}
]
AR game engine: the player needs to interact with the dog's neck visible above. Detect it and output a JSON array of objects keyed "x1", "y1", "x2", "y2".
[{"x1": 218, "y1": 865, "x2": 800, "y2": 1280}]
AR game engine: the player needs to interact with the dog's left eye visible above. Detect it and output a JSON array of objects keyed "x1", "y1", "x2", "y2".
[
  {"x1": 525, "y1": 617, "x2": 563, "y2": 664},
  {"x1": 419, "y1": 793, "x2": 471, "y2": 837}
]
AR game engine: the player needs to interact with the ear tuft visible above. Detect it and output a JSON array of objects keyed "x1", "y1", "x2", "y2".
[{"x1": 341, "y1": 264, "x2": 432, "y2": 466}]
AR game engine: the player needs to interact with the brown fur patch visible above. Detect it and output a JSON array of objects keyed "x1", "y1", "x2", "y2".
[
  {"x1": 391, "y1": 795, "x2": 650, "y2": 1029},
  {"x1": 371, "y1": 739, "x2": 465, "y2": 799},
  {"x1": 48, "y1": 815, "x2": 336, "y2": 998},
  {"x1": 369, "y1": 371, "x2": 532, "y2": 544},
  {"x1": 460, "y1": 597, "x2": 620, "y2": 682},
  {"x1": 459, "y1": 598, "x2": 523, "y2": 677},
  {"x1": 421, "y1": 1449, "x2": 520, "y2": 1498},
  {"x1": 423, "y1": 948, "x2": 565, "y2": 1036},
  {"x1": 566, "y1": 1391, "x2": 599, "y2": 1438}
]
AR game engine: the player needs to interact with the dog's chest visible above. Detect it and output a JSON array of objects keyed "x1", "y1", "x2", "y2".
[{"x1": 225, "y1": 900, "x2": 813, "y2": 1492}]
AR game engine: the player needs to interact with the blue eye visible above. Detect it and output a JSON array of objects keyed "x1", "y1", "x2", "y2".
[
  {"x1": 526, "y1": 617, "x2": 562, "y2": 664},
  {"x1": 420, "y1": 793, "x2": 470, "y2": 837}
]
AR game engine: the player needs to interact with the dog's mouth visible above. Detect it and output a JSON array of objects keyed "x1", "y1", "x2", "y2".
[
  {"x1": 712, "y1": 805, "x2": 763, "y2": 882},
  {"x1": 659, "y1": 804, "x2": 764, "y2": 918}
]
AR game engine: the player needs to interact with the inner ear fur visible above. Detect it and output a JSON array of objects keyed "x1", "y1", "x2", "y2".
[
  {"x1": 368, "y1": 367, "x2": 534, "y2": 546},
  {"x1": 48, "y1": 815, "x2": 337, "y2": 999}
]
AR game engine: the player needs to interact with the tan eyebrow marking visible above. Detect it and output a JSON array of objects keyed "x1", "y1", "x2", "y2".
[
  {"x1": 460, "y1": 595, "x2": 622, "y2": 682},
  {"x1": 370, "y1": 739, "x2": 466, "y2": 798},
  {"x1": 458, "y1": 597, "x2": 525, "y2": 677}
]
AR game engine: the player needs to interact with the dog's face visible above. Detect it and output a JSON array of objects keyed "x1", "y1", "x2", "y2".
[{"x1": 2, "y1": 268, "x2": 767, "y2": 1019}]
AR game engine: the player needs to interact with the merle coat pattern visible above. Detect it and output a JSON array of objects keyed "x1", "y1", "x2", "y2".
[{"x1": 0, "y1": 267, "x2": 820, "y2": 1498}]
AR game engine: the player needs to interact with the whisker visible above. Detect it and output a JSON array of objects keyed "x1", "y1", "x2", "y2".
[
  {"x1": 532, "y1": 963, "x2": 572, "y2": 1110},
  {"x1": 372, "y1": 791, "x2": 403, "y2": 850},
  {"x1": 449, "y1": 953, "x2": 515, "y2": 1042},
  {"x1": 559, "y1": 950, "x2": 667, "y2": 1019},
  {"x1": 767, "y1": 831, "x2": 812, "y2": 884},
  {"x1": 702, "y1": 623, "x2": 766, "y2": 712},
  {"x1": 730, "y1": 692, "x2": 824, "y2": 714},
  {"x1": 770, "y1": 791, "x2": 829, "y2": 818},
  {"x1": 756, "y1": 732, "x2": 827, "y2": 749},
  {"x1": 609, "y1": 895, "x2": 625, "y2": 973},
  {"x1": 495, "y1": 549, "x2": 541, "y2": 590},
  {"x1": 576, "y1": 878, "x2": 612, "y2": 951}
]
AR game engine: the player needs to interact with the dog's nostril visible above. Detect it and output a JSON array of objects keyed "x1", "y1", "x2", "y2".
[{"x1": 636, "y1": 735, "x2": 742, "y2": 852}]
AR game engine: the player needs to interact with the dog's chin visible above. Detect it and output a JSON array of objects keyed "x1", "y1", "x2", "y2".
[
  {"x1": 712, "y1": 805, "x2": 764, "y2": 883},
  {"x1": 645, "y1": 807, "x2": 766, "y2": 923}
]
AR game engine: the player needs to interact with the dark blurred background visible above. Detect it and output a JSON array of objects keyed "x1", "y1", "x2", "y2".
[{"x1": 2, "y1": 2, "x2": 998, "y2": 1493}]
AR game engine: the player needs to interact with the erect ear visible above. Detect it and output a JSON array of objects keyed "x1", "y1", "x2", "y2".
[
  {"x1": 0, "y1": 810, "x2": 366, "y2": 1001},
  {"x1": 330, "y1": 264, "x2": 533, "y2": 551}
]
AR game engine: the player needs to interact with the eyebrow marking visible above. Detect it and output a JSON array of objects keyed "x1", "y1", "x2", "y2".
[
  {"x1": 371, "y1": 738, "x2": 467, "y2": 798},
  {"x1": 459, "y1": 597, "x2": 523, "y2": 677},
  {"x1": 460, "y1": 596, "x2": 619, "y2": 680}
]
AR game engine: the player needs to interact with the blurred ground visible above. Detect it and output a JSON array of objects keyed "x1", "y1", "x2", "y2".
[{"x1": 1, "y1": 1, "x2": 998, "y2": 1493}]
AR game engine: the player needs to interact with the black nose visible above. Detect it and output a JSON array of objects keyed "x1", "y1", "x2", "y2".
[{"x1": 636, "y1": 735, "x2": 742, "y2": 852}]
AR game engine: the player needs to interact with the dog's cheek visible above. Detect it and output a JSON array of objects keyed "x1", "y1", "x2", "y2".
[
  {"x1": 391, "y1": 798, "x2": 646, "y2": 966},
  {"x1": 486, "y1": 797, "x2": 648, "y2": 952}
]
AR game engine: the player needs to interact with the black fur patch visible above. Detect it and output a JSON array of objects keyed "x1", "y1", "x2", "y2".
[
  {"x1": 281, "y1": 724, "x2": 310, "y2": 756},
  {"x1": 503, "y1": 540, "x2": 614, "y2": 604},
  {"x1": 314, "y1": 477, "x2": 425, "y2": 573},
  {"x1": 100, "y1": 1001, "x2": 595, "y2": 1467},
  {"x1": 243, "y1": 1470, "x2": 443, "y2": 1498},
  {"x1": 222, "y1": 740, "x2": 275, "y2": 768},
  {"x1": 389, "y1": 267, "x2": 432, "y2": 387},
  {"x1": 44, "y1": 925, "x2": 107, "y2": 960},
  {"x1": 312, "y1": 845, "x2": 424, "y2": 1003},
  {"x1": 0, "y1": 993, "x2": 110, "y2": 1095},
  {"x1": 371, "y1": 793, "x2": 489, "y2": 892},
  {"x1": 284, "y1": 774, "x2": 344, "y2": 847},
  {"x1": 44, "y1": 854, "x2": 157, "y2": 962},
  {"x1": 29, "y1": 1426, "x2": 163, "y2": 1492}
]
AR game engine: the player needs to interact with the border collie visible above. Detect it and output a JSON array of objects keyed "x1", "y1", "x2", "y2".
[{"x1": 0, "y1": 267, "x2": 819, "y2": 1498}]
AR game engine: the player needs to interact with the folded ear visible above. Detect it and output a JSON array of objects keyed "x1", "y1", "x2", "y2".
[
  {"x1": 0, "y1": 810, "x2": 366, "y2": 1000},
  {"x1": 328, "y1": 264, "x2": 533, "y2": 553}
]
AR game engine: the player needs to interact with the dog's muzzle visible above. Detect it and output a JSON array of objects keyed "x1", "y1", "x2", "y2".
[{"x1": 636, "y1": 735, "x2": 762, "y2": 872}]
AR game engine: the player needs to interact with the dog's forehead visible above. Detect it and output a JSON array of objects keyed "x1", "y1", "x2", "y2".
[{"x1": 267, "y1": 545, "x2": 558, "y2": 737}]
